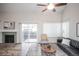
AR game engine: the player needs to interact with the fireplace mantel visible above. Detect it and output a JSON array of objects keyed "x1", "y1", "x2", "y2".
[{"x1": 1, "y1": 30, "x2": 17, "y2": 32}]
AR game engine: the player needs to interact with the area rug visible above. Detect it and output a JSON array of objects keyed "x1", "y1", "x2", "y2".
[{"x1": 0, "y1": 43, "x2": 21, "y2": 56}]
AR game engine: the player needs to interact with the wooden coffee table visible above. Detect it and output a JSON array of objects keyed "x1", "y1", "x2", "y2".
[{"x1": 41, "y1": 45, "x2": 56, "y2": 56}]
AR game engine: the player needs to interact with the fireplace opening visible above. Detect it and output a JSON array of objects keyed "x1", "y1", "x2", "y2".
[{"x1": 5, "y1": 35, "x2": 14, "y2": 43}]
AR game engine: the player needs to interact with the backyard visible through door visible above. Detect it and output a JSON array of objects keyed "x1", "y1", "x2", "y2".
[{"x1": 22, "y1": 24, "x2": 38, "y2": 43}]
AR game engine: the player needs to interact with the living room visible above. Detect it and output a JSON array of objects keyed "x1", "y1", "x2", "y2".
[{"x1": 0, "y1": 3, "x2": 79, "y2": 56}]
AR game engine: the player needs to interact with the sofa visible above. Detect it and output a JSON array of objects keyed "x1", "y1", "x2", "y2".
[{"x1": 57, "y1": 38, "x2": 79, "y2": 56}]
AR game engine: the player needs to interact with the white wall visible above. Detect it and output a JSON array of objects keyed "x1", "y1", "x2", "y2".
[
  {"x1": 62, "y1": 21, "x2": 69, "y2": 37},
  {"x1": 0, "y1": 12, "x2": 61, "y2": 43},
  {"x1": 62, "y1": 3, "x2": 79, "y2": 41}
]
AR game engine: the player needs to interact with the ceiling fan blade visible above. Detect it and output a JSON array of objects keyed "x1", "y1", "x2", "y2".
[
  {"x1": 55, "y1": 3, "x2": 67, "y2": 7},
  {"x1": 37, "y1": 4, "x2": 47, "y2": 6},
  {"x1": 42, "y1": 8, "x2": 47, "y2": 12}
]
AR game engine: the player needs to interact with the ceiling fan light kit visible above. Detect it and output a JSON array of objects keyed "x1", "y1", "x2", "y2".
[{"x1": 47, "y1": 3, "x2": 55, "y2": 10}]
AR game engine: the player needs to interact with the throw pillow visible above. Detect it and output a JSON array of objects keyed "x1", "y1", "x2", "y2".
[{"x1": 62, "y1": 39, "x2": 70, "y2": 46}]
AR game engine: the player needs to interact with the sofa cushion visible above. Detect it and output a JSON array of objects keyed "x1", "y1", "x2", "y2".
[
  {"x1": 58, "y1": 43, "x2": 79, "y2": 56},
  {"x1": 70, "y1": 40, "x2": 79, "y2": 49},
  {"x1": 69, "y1": 46, "x2": 79, "y2": 54}
]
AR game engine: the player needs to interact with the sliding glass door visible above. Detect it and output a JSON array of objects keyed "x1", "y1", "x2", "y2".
[{"x1": 22, "y1": 24, "x2": 37, "y2": 42}]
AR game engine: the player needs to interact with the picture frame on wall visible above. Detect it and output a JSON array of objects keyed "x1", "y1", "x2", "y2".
[
  {"x1": 76, "y1": 23, "x2": 79, "y2": 37},
  {"x1": 3, "y1": 21, "x2": 15, "y2": 29}
]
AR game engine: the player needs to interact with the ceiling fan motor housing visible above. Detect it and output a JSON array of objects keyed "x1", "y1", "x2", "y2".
[{"x1": 53, "y1": 8, "x2": 56, "y2": 12}]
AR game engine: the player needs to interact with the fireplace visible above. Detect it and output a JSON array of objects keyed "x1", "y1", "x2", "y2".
[{"x1": 2, "y1": 32, "x2": 17, "y2": 43}]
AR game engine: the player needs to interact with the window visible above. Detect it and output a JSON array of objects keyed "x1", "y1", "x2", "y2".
[{"x1": 43, "y1": 23, "x2": 61, "y2": 37}]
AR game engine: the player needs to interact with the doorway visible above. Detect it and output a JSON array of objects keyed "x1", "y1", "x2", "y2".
[{"x1": 22, "y1": 24, "x2": 38, "y2": 43}]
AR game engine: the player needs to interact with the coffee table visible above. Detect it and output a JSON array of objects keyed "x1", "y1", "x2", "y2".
[{"x1": 41, "y1": 45, "x2": 56, "y2": 56}]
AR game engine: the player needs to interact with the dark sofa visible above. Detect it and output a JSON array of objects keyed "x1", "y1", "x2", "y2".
[{"x1": 57, "y1": 38, "x2": 79, "y2": 56}]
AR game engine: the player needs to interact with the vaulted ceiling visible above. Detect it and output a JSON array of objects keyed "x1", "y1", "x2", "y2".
[{"x1": 0, "y1": 3, "x2": 67, "y2": 14}]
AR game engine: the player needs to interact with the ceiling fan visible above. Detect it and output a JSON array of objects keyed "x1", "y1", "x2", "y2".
[{"x1": 37, "y1": 3, "x2": 67, "y2": 12}]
